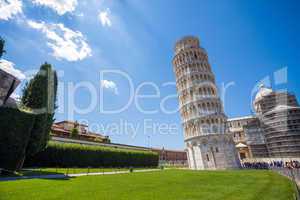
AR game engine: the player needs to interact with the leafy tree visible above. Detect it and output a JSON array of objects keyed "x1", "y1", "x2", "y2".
[
  {"x1": 0, "y1": 42, "x2": 59, "y2": 172},
  {"x1": 0, "y1": 36, "x2": 5, "y2": 58},
  {"x1": 103, "y1": 137, "x2": 111, "y2": 143},
  {"x1": 21, "y1": 62, "x2": 58, "y2": 160},
  {"x1": 71, "y1": 127, "x2": 79, "y2": 138}
]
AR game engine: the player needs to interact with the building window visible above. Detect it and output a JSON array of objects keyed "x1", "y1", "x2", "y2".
[{"x1": 206, "y1": 154, "x2": 209, "y2": 161}]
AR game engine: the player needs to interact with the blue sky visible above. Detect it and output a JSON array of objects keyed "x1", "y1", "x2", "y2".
[{"x1": 0, "y1": 0, "x2": 299, "y2": 150}]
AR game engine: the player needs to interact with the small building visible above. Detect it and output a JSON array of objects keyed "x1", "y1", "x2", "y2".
[
  {"x1": 51, "y1": 121, "x2": 110, "y2": 143},
  {"x1": 152, "y1": 148, "x2": 188, "y2": 166}
]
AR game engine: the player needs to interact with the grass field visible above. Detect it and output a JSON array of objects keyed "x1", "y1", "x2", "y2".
[{"x1": 0, "y1": 170, "x2": 296, "y2": 200}]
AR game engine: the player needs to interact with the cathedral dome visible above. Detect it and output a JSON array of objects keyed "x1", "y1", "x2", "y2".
[{"x1": 254, "y1": 85, "x2": 273, "y2": 102}]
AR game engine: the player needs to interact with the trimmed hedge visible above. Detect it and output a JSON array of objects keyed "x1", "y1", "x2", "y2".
[
  {"x1": 24, "y1": 142, "x2": 159, "y2": 168},
  {"x1": 0, "y1": 107, "x2": 35, "y2": 170}
]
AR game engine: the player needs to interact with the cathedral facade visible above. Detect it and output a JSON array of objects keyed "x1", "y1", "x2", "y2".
[
  {"x1": 172, "y1": 36, "x2": 240, "y2": 169},
  {"x1": 227, "y1": 86, "x2": 300, "y2": 161}
]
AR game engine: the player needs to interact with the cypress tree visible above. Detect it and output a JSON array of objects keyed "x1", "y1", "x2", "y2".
[{"x1": 21, "y1": 62, "x2": 58, "y2": 160}]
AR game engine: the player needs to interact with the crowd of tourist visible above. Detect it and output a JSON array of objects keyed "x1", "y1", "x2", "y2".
[{"x1": 242, "y1": 160, "x2": 300, "y2": 169}]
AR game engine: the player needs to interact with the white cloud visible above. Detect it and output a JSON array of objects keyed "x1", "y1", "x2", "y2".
[
  {"x1": 100, "y1": 80, "x2": 118, "y2": 95},
  {"x1": 27, "y1": 20, "x2": 92, "y2": 61},
  {"x1": 32, "y1": 0, "x2": 77, "y2": 15},
  {"x1": 98, "y1": 9, "x2": 112, "y2": 27},
  {"x1": 0, "y1": 0, "x2": 22, "y2": 20},
  {"x1": 0, "y1": 59, "x2": 26, "y2": 80}
]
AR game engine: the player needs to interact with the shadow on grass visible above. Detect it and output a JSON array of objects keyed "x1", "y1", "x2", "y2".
[{"x1": 0, "y1": 169, "x2": 75, "y2": 182}]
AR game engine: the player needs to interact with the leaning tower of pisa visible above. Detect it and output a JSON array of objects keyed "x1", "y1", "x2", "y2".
[{"x1": 173, "y1": 36, "x2": 240, "y2": 169}]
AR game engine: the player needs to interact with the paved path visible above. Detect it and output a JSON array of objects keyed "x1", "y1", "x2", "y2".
[
  {"x1": 0, "y1": 169, "x2": 161, "y2": 182},
  {"x1": 69, "y1": 169, "x2": 160, "y2": 177}
]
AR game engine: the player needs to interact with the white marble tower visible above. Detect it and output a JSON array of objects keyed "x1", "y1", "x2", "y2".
[{"x1": 172, "y1": 36, "x2": 240, "y2": 169}]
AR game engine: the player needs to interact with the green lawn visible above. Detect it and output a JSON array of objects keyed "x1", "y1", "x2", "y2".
[{"x1": 0, "y1": 170, "x2": 296, "y2": 200}]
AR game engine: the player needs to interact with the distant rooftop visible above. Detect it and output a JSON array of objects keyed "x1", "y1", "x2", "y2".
[{"x1": 56, "y1": 120, "x2": 88, "y2": 127}]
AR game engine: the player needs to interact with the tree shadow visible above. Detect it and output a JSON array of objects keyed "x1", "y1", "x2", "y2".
[{"x1": 0, "y1": 169, "x2": 76, "y2": 182}]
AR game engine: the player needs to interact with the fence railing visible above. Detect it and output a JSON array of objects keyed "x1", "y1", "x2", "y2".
[{"x1": 272, "y1": 168, "x2": 300, "y2": 200}]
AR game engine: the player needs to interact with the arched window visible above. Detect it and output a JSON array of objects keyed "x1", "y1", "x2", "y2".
[
  {"x1": 202, "y1": 103, "x2": 206, "y2": 110},
  {"x1": 215, "y1": 147, "x2": 219, "y2": 153}
]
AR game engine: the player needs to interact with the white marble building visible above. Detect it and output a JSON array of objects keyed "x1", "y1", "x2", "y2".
[{"x1": 173, "y1": 36, "x2": 240, "y2": 169}]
